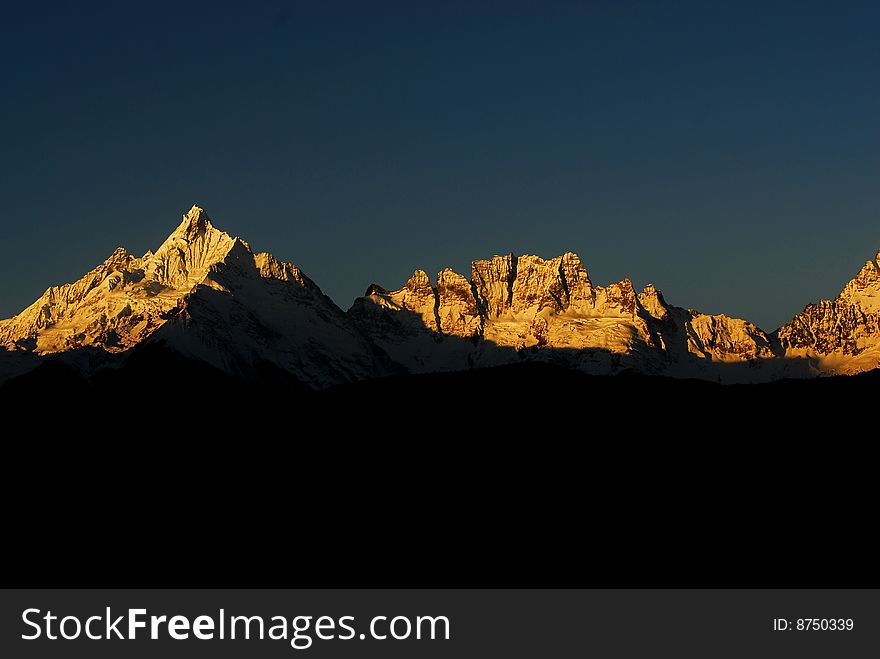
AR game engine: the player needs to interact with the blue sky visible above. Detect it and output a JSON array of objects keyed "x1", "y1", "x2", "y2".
[{"x1": 1, "y1": 1, "x2": 878, "y2": 330}]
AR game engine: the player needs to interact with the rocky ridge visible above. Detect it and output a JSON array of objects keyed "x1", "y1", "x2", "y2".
[
  {"x1": 1, "y1": 205, "x2": 878, "y2": 387},
  {"x1": 350, "y1": 252, "x2": 777, "y2": 380},
  {"x1": 776, "y1": 250, "x2": 880, "y2": 373},
  {"x1": 0, "y1": 206, "x2": 392, "y2": 387}
]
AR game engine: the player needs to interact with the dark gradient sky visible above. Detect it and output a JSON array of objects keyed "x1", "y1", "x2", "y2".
[{"x1": 1, "y1": 1, "x2": 878, "y2": 330}]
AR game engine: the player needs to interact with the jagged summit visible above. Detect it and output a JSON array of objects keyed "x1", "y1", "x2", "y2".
[
  {"x1": 176, "y1": 204, "x2": 212, "y2": 237},
  {"x1": 777, "y1": 246, "x2": 880, "y2": 370},
  {"x1": 145, "y1": 205, "x2": 236, "y2": 289},
  {"x1": 103, "y1": 246, "x2": 134, "y2": 269},
  {"x1": 0, "y1": 205, "x2": 391, "y2": 387},
  {"x1": 0, "y1": 205, "x2": 236, "y2": 354},
  {"x1": 350, "y1": 250, "x2": 775, "y2": 379},
  {"x1": 638, "y1": 283, "x2": 669, "y2": 321}
]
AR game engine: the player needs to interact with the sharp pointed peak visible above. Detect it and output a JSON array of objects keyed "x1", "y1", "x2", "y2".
[
  {"x1": 102, "y1": 246, "x2": 133, "y2": 269},
  {"x1": 174, "y1": 204, "x2": 213, "y2": 239},
  {"x1": 406, "y1": 269, "x2": 432, "y2": 286}
]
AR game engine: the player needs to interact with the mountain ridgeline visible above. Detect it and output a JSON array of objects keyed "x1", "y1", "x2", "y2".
[{"x1": 1, "y1": 205, "x2": 879, "y2": 392}]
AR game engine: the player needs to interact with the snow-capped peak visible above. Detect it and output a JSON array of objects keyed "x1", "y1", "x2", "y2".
[
  {"x1": 776, "y1": 247, "x2": 880, "y2": 371},
  {"x1": 0, "y1": 205, "x2": 240, "y2": 355},
  {"x1": 144, "y1": 205, "x2": 236, "y2": 289},
  {"x1": 0, "y1": 204, "x2": 393, "y2": 388},
  {"x1": 176, "y1": 204, "x2": 212, "y2": 238},
  {"x1": 836, "y1": 252, "x2": 880, "y2": 312}
]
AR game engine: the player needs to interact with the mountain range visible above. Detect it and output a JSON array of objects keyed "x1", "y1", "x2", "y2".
[{"x1": 1, "y1": 204, "x2": 878, "y2": 389}]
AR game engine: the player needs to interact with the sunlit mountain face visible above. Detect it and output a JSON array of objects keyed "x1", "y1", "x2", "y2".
[{"x1": 1, "y1": 205, "x2": 879, "y2": 390}]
